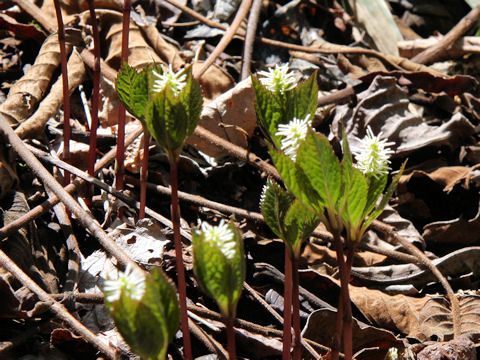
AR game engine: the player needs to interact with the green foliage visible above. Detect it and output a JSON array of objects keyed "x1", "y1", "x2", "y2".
[
  {"x1": 106, "y1": 268, "x2": 179, "y2": 360},
  {"x1": 192, "y1": 221, "x2": 245, "y2": 319},
  {"x1": 268, "y1": 128, "x2": 404, "y2": 243},
  {"x1": 252, "y1": 71, "x2": 317, "y2": 148},
  {"x1": 115, "y1": 63, "x2": 149, "y2": 121},
  {"x1": 261, "y1": 179, "x2": 320, "y2": 257},
  {"x1": 115, "y1": 64, "x2": 203, "y2": 161}
]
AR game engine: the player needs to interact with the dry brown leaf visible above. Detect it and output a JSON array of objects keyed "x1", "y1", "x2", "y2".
[
  {"x1": 187, "y1": 77, "x2": 257, "y2": 157},
  {"x1": 303, "y1": 308, "x2": 400, "y2": 357},
  {"x1": 15, "y1": 49, "x2": 86, "y2": 139},
  {"x1": 0, "y1": 145, "x2": 17, "y2": 200},
  {"x1": 0, "y1": 30, "x2": 81, "y2": 125},
  {"x1": 416, "y1": 336, "x2": 476, "y2": 360},
  {"x1": 419, "y1": 293, "x2": 480, "y2": 341},
  {"x1": 349, "y1": 285, "x2": 427, "y2": 339},
  {"x1": 97, "y1": 10, "x2": 163, "y2": 70}
]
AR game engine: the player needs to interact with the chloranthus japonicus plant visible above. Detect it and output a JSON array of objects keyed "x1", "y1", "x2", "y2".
[
  {"x1": 103, "y1": 265, "x2": 180, "y2": 360},
  {"x1": 115, "y1": 63, "x2": 203, "y2": 359},
  {"x1": 192, "y1": 219, "x2": 245, "y2": 360},
  {"x1": 252, "y1": 64, "x2": 404, "y2": 360}
]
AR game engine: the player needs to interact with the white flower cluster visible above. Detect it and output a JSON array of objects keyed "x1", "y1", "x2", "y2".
[
  {"x1": 198, "y1": 220, "x2": 236, "y2": 260},
  {"x1": 257, "y1": 63, "x2": 296, "y2": 94},
  {"x1": 103, "y1": 264, "x2": 146, "y2": 303},
  {"x1": 352, "y1": 126, "x2": 395, "y2": 178},
  {"x1": 275, "y1": 114, "x2": 312, "y2": 161},
  {"x1": 152, "y1": 64, "x2": 187, "y2": 96}
]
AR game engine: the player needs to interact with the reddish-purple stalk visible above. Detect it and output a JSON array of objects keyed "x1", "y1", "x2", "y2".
[
  {"x1": 291, "y1": 256, "x2": 301, "y2": 360},
  {"x1": 226, "y1": 317, "x2": 236, "y2": 360},
  {"x1": 283, "y1": 248, "x2": 292, "y2": 360},
  {"x1": 331, "y1": 289, "x2": 343, "y2": 360},
  {"x1": 169, "y1": 158, "x2": 192, "y2": 360},
  {"x1": 52, "y1": 0, "x2": 70, "y2": 186},
  {"x1": 333, "y1": 234, "x2": 353, "y2": 360},
  {"x1": 115, "y1": 0, "x2": 131, "y2": 194},
  {"x1": 86, "y1": 0, "x2": 101, "y2": 205},
  {"x1": 138, "y1": 129, "x2": 150, "y2": 219}
]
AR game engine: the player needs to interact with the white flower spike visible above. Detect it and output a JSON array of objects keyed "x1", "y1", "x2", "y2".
[
  {"x1": 198, "y1": 220, "x2": 236, "y2": 260},
  {"x1": 257, "y1": 63, "x2": 296, "y2": 94},
  {"x1": 352, "y1": 126, "x2": 395, "y2": 178},
  {"x1": 103, "y1": 264, "x2": 146, "y2": 303},
  {"x1": 275, "y1": 114, "x2": 312, "y2": 161},
  {"x1": 152, "y1": 64, "x2": 187, "y2": 96}
]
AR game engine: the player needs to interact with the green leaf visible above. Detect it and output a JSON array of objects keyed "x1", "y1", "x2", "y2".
[
  {"x1": 115, "y1": 63, "x2": 149, "y2": 121},
  {"x1": 285, "y1": 71, "x2": 317, "y2": 122},
  {"x1": 296, "y1": 130, "x2": 341, "y2": 211},
  {"x1": 192, "y1": 222, "x2": 245, "y2": 319},
  {"x1": 252, "y1": 75, "x2": 284, "y2": 148},
  {"x1": 109, "y1": 269, "x2": 179, "y2": 360},
  {"x1": 143, "y1": 268, "x2": 180, "y2": 343},
  {"x1": 269, "y1": 147, "x2": 325, "y2": 217},
  {"x1": 260, "y1": 179, "x2": 294, "y2": 239},
  {"x1": 179, "y1": 67, "x2": 203, "y2": 138},
  {"x1": 144, "y1": 88, "x2": 188, "y2": 157},
  {"x1": 363, "y1": 173, "x2": 388, "y2": 219},
  {"x1": 344, "y1": 167, "x2": 368, "y2": 229},
  {"x1": 362, "y1": 160, "x2": 407, "y2": 232},
  {"x1": 283, "y1": 199, "x2": 320, "y2": 257}
]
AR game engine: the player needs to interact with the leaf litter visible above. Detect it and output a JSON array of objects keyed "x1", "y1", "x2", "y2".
[{"x1": 0, "y1": 0, "x2": 480, "y2": 359}]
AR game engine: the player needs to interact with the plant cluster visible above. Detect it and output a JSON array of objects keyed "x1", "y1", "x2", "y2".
[{"x1": 103, "y1": 61, "x2": 402, "y2": 360}]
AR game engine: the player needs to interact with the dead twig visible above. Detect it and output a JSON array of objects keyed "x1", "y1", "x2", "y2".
[
  {"x1": 194, "y1": 0, "x2": 252, "y2": 79},
  {"x1": 0, "y1": 114, "x2": 139, "y2": 272},
  {"x1": 0, "y1": 126, "x2": 143, "y2": 241},
  {"x1": 412, "y1": 5, "x2": 480, "y2": 64},
  {"x1": 0, "y1": 248, "x2": 116, "y2": 359},
  {"x1": 241, "y1": 0, "x2": 263, "y2": 80}
]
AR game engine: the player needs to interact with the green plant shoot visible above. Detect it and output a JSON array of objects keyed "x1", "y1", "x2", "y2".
[
  {"x1": 103, "y1": 266, "x2": 180, "y2": 360},
  {"x1": 192, "y1": 219, "x2": 245, "y2": 320}
]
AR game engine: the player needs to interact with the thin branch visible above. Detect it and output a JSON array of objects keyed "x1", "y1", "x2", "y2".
[
  {"x1": 0, "y1": 126, "x2": 143, "y2": 241},
  {"x1": 86, "y1": 0, "x2": 101, "y2": 205},
  {"x1": 241, "y1": 0, "x2": 262, "y2": 80},
  {"x1": 0, "y1": 114, "x2": 139, "y2": 271},
  {"x1": 52, "y1": 0, "x2": 71, "y2": 186},
  {"x1": 193, "y1": 0, "x2": 252, "y2": 79},
  {"x1": 0, "y1": 249, "x2": 116, "y2": 359}
]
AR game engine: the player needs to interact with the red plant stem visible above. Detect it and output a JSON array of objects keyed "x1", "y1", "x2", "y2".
[
  {"x1": 169, "y1": 159, "x2": 192, "y2": 360},
  {"x1": 86, "y1": 0, "x2": 101, "y2": 205},
  {"x1": 342, "y1": 246, "x2": 354, "y2": 360},
  {"x1": 52, "y1": 0, "x2": 70, "y2": 186},
  {"x1": 139, "y1": 129, "x2": 150, "y2": 219},
  {"x1": 331, "y1": 289, "x2": 343, "y2": 360},
  {"x1": 333, "y1": 233, "x2": 352, "y2": 360},
  {"x1": 291, "y1": 255, "x2": 301, "y2": 360},
  {"x1": 115, "y1": 0, "x2": 131, "y2": 193},
  {"x1": 226, "y1": 317, "x2": 236, "y2": 360},
  {"x1": 283, "y1": 248, "x2": 292, "y2": 360}
]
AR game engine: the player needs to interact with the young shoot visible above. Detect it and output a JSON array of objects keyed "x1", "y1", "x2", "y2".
[{"x1": 193, "y1": 219, "x2": 245, "y2": 359}]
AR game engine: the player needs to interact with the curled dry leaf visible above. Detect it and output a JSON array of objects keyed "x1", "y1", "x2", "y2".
[
  {"x1": 351, "y1": 247, "x2": 480, "y2": 289},
  {"x1": 397, "y1": 165, "x2": 480, "y2": 244},
  {"x1": 416, "y1": 336, "x2": 476, "y2": 360},
  {"x1": 419, "y1": 293, "x2": 480, "y2": 342},
  {"x1": 15, "y1": 50, "x2": 86, "y2": 139},
  {"x1": 332, "y1": 75, "x2": 476, "y2": 158},
  {"x1": 302, "y1": 308, "x2": 400, "y2": 357},
  {"x1": 0, "y1": 30, "x2": 81, "y2": 125}
]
